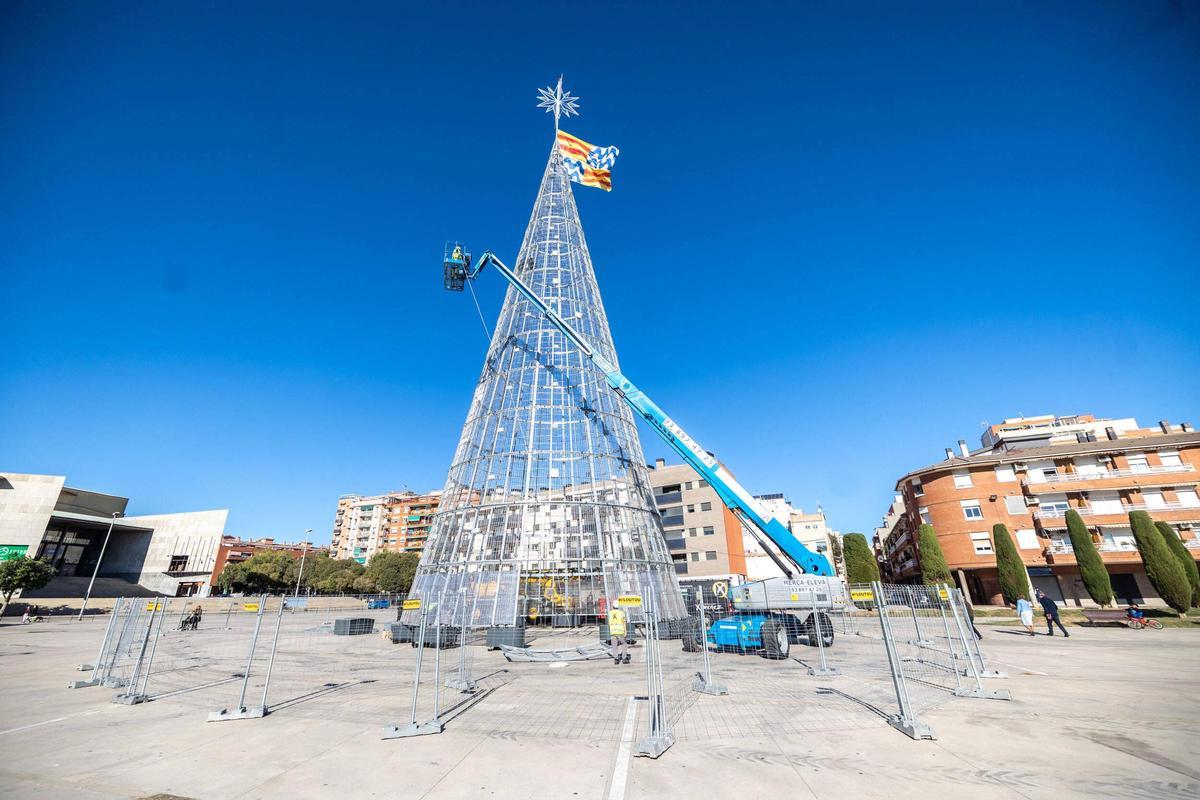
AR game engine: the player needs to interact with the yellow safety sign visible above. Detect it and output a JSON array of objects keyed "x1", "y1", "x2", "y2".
[
  {"x1": 242, "y1": 603, "x2": 260, "y2": 611},
  {"x1": 402, "y1": 599, "x2": 422, "y2": 610},
  {"x1": 938, "y1": 588, "x2": 949, "y2": 600},
  {"x1": 144, "y1": 602, "x2": 164, "y2": 611},
  {"x1": 850, "y1": 589, "x2": 875, "y2": 602},
  {"x1": 617, "y1": 595, "x2": 642, "y2": 607}
]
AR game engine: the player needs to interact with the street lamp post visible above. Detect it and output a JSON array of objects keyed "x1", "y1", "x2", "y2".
[
  {"x1": 294, "y1": 530, "x2": 312, "y2": 597},
  {"x1": 79, "y1": 512, "x2": 122, "y2": 621}
]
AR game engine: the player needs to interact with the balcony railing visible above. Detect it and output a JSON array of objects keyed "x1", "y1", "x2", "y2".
[
  {"x1": 1049, "y1": 540, "x2": 1139, "y2": 554},
  {"x1": 1187, "y1": 539, "x2": 1200, "y2": 550},
  {"x1": 1023, "y1": 463, "x2": 1195, "y2": 487},
  {"x1": 655, "y1": 491, "x2": 683, "y2": 505},
  {"x1": 1036, "y1": 501, "x2": 1200, "y2": 520}
]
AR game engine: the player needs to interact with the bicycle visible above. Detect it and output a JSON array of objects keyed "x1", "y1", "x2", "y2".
[{"x1": 1126, "y1": 617, "x2": 1162, "y2": 630}]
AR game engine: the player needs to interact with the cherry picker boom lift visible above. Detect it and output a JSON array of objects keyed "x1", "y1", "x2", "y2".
[{"x1": 444, "y1": 243, "x2": 846, "y2": 659}]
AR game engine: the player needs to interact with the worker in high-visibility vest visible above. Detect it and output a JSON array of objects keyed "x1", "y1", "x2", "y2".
[{"x1": 607, "y1": 603, "x2": 630, "y2": 665}]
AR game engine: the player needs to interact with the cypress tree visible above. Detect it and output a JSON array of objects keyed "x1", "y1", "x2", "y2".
[
  {"x1": 843, "y1": 532, "x2": 880, "y2": 584},
  {"x1": 993, "y1": 523, "x2": 1030, "y2": 605},
  {"x1": 917, "y1": 523, "x2": 952, "y2": 586},
  {"x1": 1155, "y1": 521, "x2": 1200, "y2": 608},
  {"x1": 1065, "y1": 509, "x2": 1113, "y2": 606},
  {"x1": 1129, "y1": 511, "x2": 1190, "y2": 614}
]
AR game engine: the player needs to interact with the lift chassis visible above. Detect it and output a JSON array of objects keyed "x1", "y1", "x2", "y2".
[{"x1": 444, "y1": 243, "x2": 844, "y2": 658}]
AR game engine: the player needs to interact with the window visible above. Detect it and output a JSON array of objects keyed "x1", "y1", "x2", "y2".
[
  {"x1": 697, "y1": 480, "x2": 709, "y2": 488},
  {"x1": 688, "y1": 527, "x2": 697, "y2": 537},
  {"x1": 1127, "y1": 453, "x2": 1149, "y2": 473},
  {"x1": 684, "y1": 481, "x2": 694, "y2": 490},
  {"x1": 703, "y1": 526, "x2": 714, "y2": 536},
  {"x1": 994, "y1": 465, "x2": 1016, "y2": 483},
  {"x1": 1159, "y1": 451, "x2": 1183, "y2": 468},
  {"x1": 919, "y1": 506, "x2": 932, "y2": 524},
  {"x1": 1015, "y1": 528, "x2": 1039, "y2": 550},
  {"x1": 1004, "y1": 496, "x2": 1027, "y2": 515},
  {"x1": 970, "y1": 532, "x2": 993, "y2": 555},
  {"x1": 961, "y1": 500, "x2": 984, "y2": 520},
  {"x1": 953, "y1": 470, "x2": 973, "y2": 489},
  {"x1": 1142, "y1": 491, "x2": 1166, "y2": 509},
  {"x1": 911, "y1": 478, "x2": 924, "y2": 497},
  {"x1": 690, "y1": 552, "x2": 700, "y2": 562},
  {"x1": 167, "y1": 555, "x2": 189, "y2": 573},
  {"x1": 700, "y1": 502, "x2": 712, "y2": 512},
  {"x1": 705, "y1": 551, "x2": 717, "y2": 561},
  {"x1": 1177, "y1": 489, "x2": 1200, "y2": 508},
  {"x1": 686, "y1": 504, "x2": 695, "y2": 513}
]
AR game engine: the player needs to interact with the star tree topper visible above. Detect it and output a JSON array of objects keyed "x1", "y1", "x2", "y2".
[{"x1": 536, "y1": 76, "x2": 580, "y2": 131}]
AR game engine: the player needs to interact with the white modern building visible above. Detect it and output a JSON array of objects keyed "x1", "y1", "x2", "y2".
[{"x1": 0, "y1": 472, "x2": 228, "y2": 598}]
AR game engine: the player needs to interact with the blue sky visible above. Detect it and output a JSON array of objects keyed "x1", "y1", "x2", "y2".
[{"x1": 2, "y1": 2, "x2": 1198, "y2": 543}]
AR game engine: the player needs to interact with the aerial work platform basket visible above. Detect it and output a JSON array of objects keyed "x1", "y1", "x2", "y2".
[{"x1": 443, "y1": 242, "x2": 472, "y2": 291}]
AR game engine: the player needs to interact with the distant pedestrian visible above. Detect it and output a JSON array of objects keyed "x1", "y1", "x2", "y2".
[
  {"x1": 1035, "y1": 590, "x2": 1069, "y2": 637},
  {"x1": 965, "y1": 600, "x2": 983, "y2": 640},
  {"x1": 1016, "y1": 596, "x2": 1035, "y2": 636},
  {"x1": 192, "y1": 605, "x2": 204, "y2": 629},
  {"x1": 607, "y1": 603, "x2": 630, "y2": 665}
]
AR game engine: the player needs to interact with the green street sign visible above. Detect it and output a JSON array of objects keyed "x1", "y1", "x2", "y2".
[{"x1": 0, "y1": 545, "x2": 30, "y2": 561}]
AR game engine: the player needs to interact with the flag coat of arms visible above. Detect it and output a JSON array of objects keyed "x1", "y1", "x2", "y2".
[{"x1": 557, "y1": 130, "x2": 619, "y2": 191}]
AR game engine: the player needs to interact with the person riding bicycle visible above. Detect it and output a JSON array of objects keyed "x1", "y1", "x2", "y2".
[{"x1": 1125, "y1": 604, "x2": 1145, "y2": 624}]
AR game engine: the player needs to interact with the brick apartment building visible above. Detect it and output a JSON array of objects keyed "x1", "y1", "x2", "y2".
[
  {"x1": 209, "y1": 535, "x2": 327, "y2": 589},
  {"x1": 880, "y1": 414, "x2": 1200, "y2": 607},
  {"x1": 330, "y1": 490, "x2": 441, "y2": 562}
]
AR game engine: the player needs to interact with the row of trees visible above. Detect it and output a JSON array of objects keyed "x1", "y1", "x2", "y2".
[
  {"x1": 848, "y1": 510, "x2": 1200, "y2": 614},
  {"x1": 215, "y1": 550, "x2": 419, "y2": 596}
]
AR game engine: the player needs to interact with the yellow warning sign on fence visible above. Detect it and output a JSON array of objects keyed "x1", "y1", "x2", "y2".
[
  {"x1": 617, "y1": 595, "x2": 642, "y2": 607},
  {"x1": 402, "y1": 599, "x2": 422, "y2": 610},
  {"x1": 850, "y1": 589, "x2": 875, "y2": 602},
  {"x1": 938, "y1": 588, "x2": 949, "y2": 600},
  {"x1": 144, "y1": 602, "x2": 164, "y2": 611},
  {"x1": 242, "y1": 603, "x2": 260, "y2": 612}
]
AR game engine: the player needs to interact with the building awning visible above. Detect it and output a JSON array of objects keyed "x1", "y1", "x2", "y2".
[{"x1": 49, "y1": 510, "x2": 154, "y2": 532}]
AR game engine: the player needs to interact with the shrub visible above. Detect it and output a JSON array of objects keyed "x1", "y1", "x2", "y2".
[
  {"x1": 842, "y1": 533, "x2": 880, "y2": 584},
  {"x1": 917, "y1": 524, "x2": 952, "y2": 586},
  {"x1": 1155, "y1": 521, "x2": 1200, "y2": 608},
  {"x1": 0, "y1": 556, "x2": 56, "y2": 617},
  {"x1": 1065, "y1": 509, "x2": 1113, "y2": 606},
  {"x1": 993, "y1": 523, "x2": 1030, "y2": 605},
  {"x1": 1129, "y1": 511, "x2": 1191, "y2": 614}
]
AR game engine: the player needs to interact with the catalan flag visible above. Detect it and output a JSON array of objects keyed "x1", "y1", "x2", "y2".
[{"x1": 557, "y1": 129, "x2": 619, "y2": 192}]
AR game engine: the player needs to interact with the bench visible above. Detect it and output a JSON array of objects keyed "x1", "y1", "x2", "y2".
[{"x1": 1080, "y1": 609, "x2": 1130, "y2": 627}]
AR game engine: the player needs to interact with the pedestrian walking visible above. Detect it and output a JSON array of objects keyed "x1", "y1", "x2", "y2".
[
  {"x1": 1016, "y1": 596, "x2": 1035, "y2": 636},
  {"x1": 607, "y1": 603, "x2": 630, "y2": 665},
  {"x1": 1035, "y1": 589, "x2": 1069, "y2": 637}
]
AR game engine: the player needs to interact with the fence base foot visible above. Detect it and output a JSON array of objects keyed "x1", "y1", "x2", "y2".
[
  {"x1": 444, "y1": 677, "x2": 477, "y2": 692},
  {"x1": 112, "y1": 693, "x2": 149, "y2": 705},
  {"x1": 382, "y1": 720, "x2": 444, "y2": 739},
  {"x1": 807, "y1": 666, "x2": 840, "y2": 678},
  {"x1": 908, "y1": 639, "x2": 935, "y2": 647},
  {"x1": 979, "y1": 669, "x2": 1008, "y2": 679},
  {"x1": 888, "y1": 716, "x2": 936, "y2": 740},
  {"x1": 68, "y1": 678, "x2": 101, "y2": 689},
  {"x1": 207, "y1": 706, "x2": 266, "y2": 722},
  {"x1": 692, "y1": 674, "x2": 728, "y2": 695},
  {"x1": 634, "y1": 733, "x2": 675, "y2": 758},
  {"x1": 76, "y1": 663, "x2": 93, "y2": 672},
  {"x1": 954, "y1": 687, "x2": 1012, "y2": 701}
]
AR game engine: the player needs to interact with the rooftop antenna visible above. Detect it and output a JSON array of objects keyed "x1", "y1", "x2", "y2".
[{"x1": 536, "y1": 75, "x2": 580, "y2": 133}]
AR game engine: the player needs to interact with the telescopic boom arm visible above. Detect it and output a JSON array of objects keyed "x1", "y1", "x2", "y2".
[{"x1": 463, "y1": 250, "x2": 833, "y2": 578}]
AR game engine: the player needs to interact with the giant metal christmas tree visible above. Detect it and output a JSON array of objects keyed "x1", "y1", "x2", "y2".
[{"x1": 407, "y1": 80, "x2": 686, "y2": 628}]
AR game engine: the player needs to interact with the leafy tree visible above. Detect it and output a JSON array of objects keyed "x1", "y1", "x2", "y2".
[
  {"x1": 828, "y1": 534, "x2": 844, "y2": 576},
  {"x1": 1154, "y1": 520, "x2": 1199, "y2": 609},
  {"x1": 917, "y1": 524, "x2": 952, "y2": 586},
  {"x1": 216, "y1": 551, "x2": 299, "y2": 594},
  {"x1": 1129, "y1": 511, "x2": 1190, "y2": 614},
  {"x1": 993, "y1": 523, "x2": 1030, "y2": 605},
  {"x1": 316, "y1": 560, "x2": 366, "y2": 594},
  {"x1": 842, "y1": 533, "x2": 880, "y2": 584},
  {"x1": 0, "y1": 556, "x2": 55, "y2": 617},
  {"x1": 1065, "y1": 509, "x2": 1113, "y2": 606},
  {"x1": 365, "y1": 551, "x2": 419, "y2": 594}
]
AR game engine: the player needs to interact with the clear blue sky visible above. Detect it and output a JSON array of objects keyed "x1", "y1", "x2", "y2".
[{"x1": 3, "y1": 2, "x2": 1198, "y2": 543}]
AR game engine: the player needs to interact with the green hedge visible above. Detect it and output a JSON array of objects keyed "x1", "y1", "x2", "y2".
[
  {"x1": 1155, "y1": 521, "x2": 1199, "y2": 608},
  {"x1": 917, "y1": 523, "x2": 952, "y2": 585},
  {"x1": 843, "y1": 532, "x2": 880, "y2": 584},
  {"x1": 1129, "y1": 511, "x2": 1190, "y2": 614},
  {"x1": 993, "y1": 523, "x2": 1030, "y2": 604},
  {"x1": 1065, "y1": 509, "x2": 1113, "y2": 606}
]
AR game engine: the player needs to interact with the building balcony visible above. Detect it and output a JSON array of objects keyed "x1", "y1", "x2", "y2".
[
  {"x1": 1035, "y1": 502, "x2": 1200, "y2": 521},
  {"x1": 655, "y1": 491, "x2": 682, "y2": 505},
  {"x1": 885, "y1": 530, "x2": 912, "y2": 556},
  {"x1": 1023, "y1": 464, "x2": 1196, "y2": 492}
]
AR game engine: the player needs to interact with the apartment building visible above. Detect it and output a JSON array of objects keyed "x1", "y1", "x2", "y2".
[
  {"x1": 330, "y1": 490, "x2": 441, "y2": 562},
  {"x1": 645, "y1": 459, "x2": 842, "y2": 582},
  {"x1": 873, "y1": 493, "x2": 910, "y2": 583},
  {"x1": 882, "y1": 414, "x2": 1200, "y2": 606}
]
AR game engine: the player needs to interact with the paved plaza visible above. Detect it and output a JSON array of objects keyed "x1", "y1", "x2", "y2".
[{"x1": 0, "y1": 617, "x2": 1196, "y2": 800}]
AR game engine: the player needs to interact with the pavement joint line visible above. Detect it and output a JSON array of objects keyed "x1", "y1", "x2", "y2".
[
  {"x1": 415, "y1": 732, "x2": 489, "y2": 800},
  {"x1": 607, "y1": 696, "x2": 638, "y2": 800},
  {"x1": 229, "y1": 723, "x2": 380, "y2": 800},
  {"x1": 0, "y1": 706, "x2": 109, "y2": 736}
]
